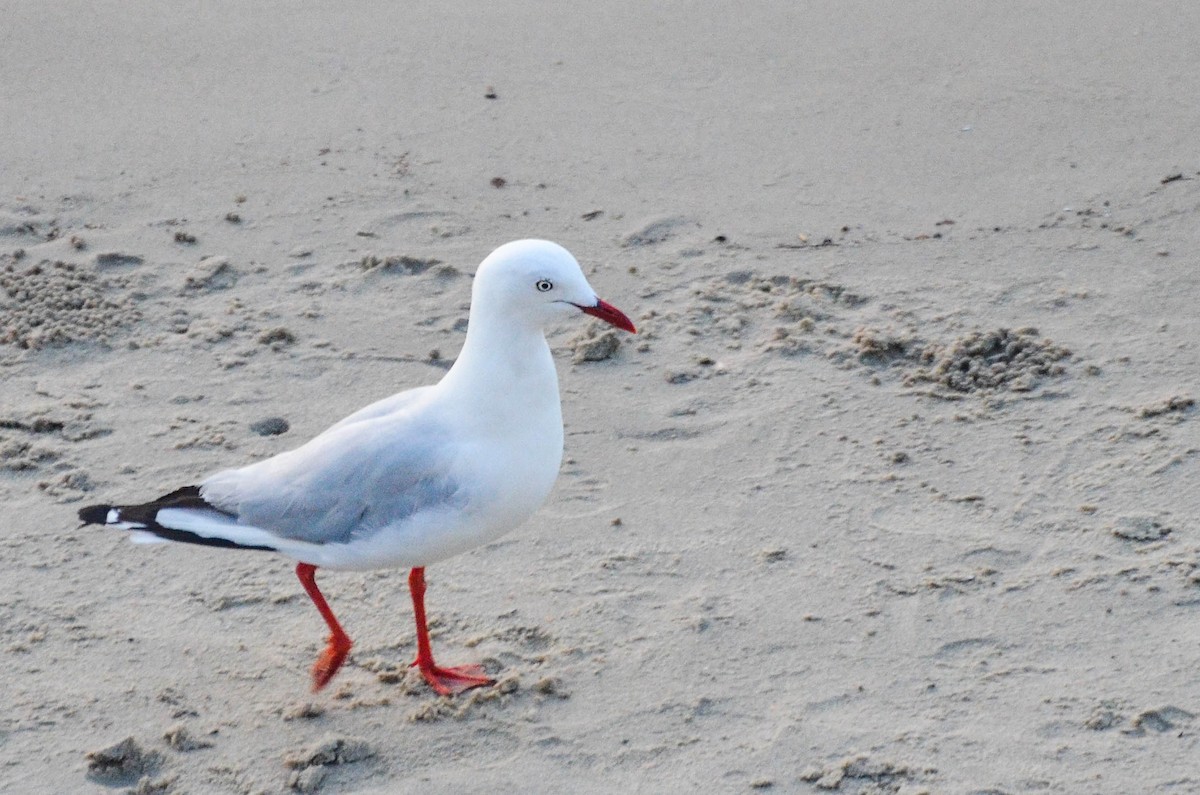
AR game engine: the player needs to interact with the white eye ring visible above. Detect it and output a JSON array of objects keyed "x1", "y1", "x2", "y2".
[{"x1": 535, "y1": 279, "x2": 554, "y2": 292}]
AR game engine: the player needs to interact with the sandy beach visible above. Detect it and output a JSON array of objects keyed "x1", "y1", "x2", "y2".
[{"x1": 3, "y1": 2, "x2": 1199, "y2": 792}]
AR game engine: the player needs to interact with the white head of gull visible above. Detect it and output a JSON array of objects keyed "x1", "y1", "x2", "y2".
[{"x1": 79, "y1": 239, "x2": 636, "y2": 695}]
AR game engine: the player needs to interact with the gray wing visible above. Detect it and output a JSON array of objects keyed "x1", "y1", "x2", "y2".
[
  {"x1": 200, "y1": 413, "x2": 465, "y2": 545},
  {"x1": 317, "y1": 385, "x2": 434, "y2": 437}
]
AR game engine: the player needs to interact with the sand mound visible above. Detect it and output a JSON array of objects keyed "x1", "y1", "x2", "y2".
[{"x1": 0, "y1": 258, "x2": 140, "y2": 349}]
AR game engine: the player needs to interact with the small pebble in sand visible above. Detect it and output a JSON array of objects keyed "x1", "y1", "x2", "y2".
[
  {"x1": 250, "y1": 417, "x2": 289, "y2": 436},
  {"x1": 570, "y1": 328, "x2": 622, "y2": 363},
  {"x1": 282, "y1": 702, "x2": 326, "y2": 721},
  {"x1": 224, "y1": 212, "x2": 241, "y2": 223},
  {"x1": 85, "y1": 737, "x2": 160, "y2": 784},
  {"x1": 173, "y1": 231, "x2": 197, "y2": 244},
  {"x1": 490, "y1": 176, "x2": 507, "y2": 188},
  {"x1": 94, "y1": 251, "x2": 144, "y2": 268},
  {"x1": 533, "y1": 676, "x2": 570, "y2": 699},
  {"x1": 257, "y1": 327, "x2": 297, "y2": 347}
]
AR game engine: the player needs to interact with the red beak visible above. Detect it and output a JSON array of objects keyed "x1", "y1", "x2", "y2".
[{"x1": 579, "y1": 298, "x2": 637, "y2": 334}]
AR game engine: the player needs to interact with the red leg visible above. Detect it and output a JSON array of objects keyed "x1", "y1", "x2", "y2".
[
  {"x1": 408, "y1": 567, "x2": 494, "y2": 696},
  {"x1": 296, "y1": 563, "x2": 353, "y2": 692}
]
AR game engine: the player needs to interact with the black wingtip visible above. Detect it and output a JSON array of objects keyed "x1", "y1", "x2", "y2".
[
  {"x1": 77, "y1": 486, "x2": 274, "y2": 553},
  {"x1": 78, "y1": 504, "x2": 112, "y2": 525}
]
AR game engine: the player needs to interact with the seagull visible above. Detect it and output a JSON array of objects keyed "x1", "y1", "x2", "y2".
[{"x1": 79, "y1": 239, "x2": 636, "y2": 695}]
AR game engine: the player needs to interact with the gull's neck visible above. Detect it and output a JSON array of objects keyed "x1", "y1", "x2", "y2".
[{"x1": 436, "y1": 307, "x2": 561, "y2": 429}]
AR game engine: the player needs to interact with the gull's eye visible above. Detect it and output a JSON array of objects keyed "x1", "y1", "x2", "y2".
[{"x1": 535, "y1": 279, "x2": 554, "y2": 292}]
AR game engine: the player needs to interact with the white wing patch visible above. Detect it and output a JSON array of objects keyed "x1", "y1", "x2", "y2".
[{"x1": 154, "y1": 507, "x2": 284, "y2": 550}]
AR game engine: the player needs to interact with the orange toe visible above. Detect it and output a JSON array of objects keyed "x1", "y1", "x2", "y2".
[
  {"x1": 413, "y1": 661, "x2": 494, "y2": 696},
  {"x1": 310, "y1": 634, "x2": 352, "y2": 691}
]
